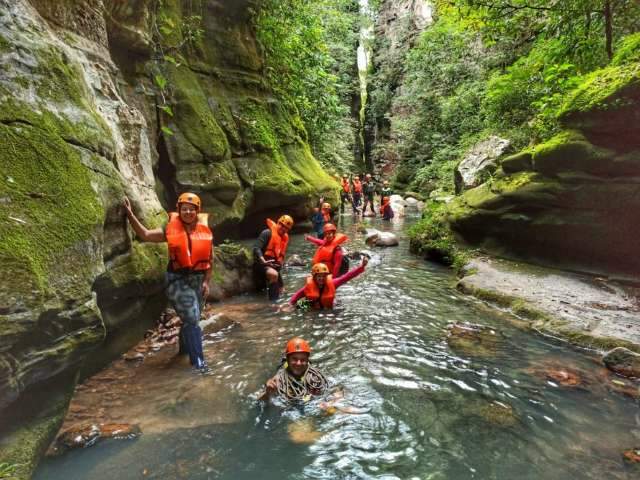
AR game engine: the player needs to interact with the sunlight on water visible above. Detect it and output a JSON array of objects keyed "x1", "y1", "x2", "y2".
[{"x1": 36, "y1": 214, "x2": 640, "y2": 480}]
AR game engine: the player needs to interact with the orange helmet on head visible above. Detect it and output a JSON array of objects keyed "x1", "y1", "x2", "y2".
[
  {"x1": 177, "y1": 192, "x2": 201, "y2": 211},
  {"x1": 321, "y1": 202, "x2": 331, "y2": 210},
  {"x1": 286, "y1": 337, "x2": 311, "y2": 355},
  {"x1": 311, "y1": 263, "x2": 330, "y2": 275},
  {"x1": 278, "y1": 214, "x2": 294, "y2": 230},
  {"x1": 323, "y1": 223, "x2": 337, "y2": 234}
]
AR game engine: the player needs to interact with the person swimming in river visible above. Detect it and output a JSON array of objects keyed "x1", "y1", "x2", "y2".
[
  {"x1": 253, "y1": 215, "x2": 294, "y2": 301},
  {"x1": 123, "y1": 193, "x2": 212, "y2": 372},
  {"x1": 260, "y1": 337, "x2": 329, "y2": 403},
  {"x1": 305, "y1": 223, "x2": 349, "y2": 277},
  {"x1": 287, "y1": 257, "x2": 368, "y2": 310}
]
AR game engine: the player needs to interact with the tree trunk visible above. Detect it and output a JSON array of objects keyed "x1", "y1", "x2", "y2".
[{"x1": 604, "y1": 0, "x2": 613, "y2": 60}]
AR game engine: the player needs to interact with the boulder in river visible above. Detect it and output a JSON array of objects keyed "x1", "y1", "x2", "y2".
[
  {"x1": 405, "y1": 197, "x2": 420, "y2": 208},
  {"x1": 446, "y1": 322, "x2": 504, "y2": 357},
  {"x1": 365, "y1": 229, "x2": 399, "y2": 247},
  {"x1": 389, "y1": 194, "x2": 406, "y2": 206},
  {"x1": 603, "y1": 347, "x2": 640, "y2": 378},
  {"x1": 286, "y1": 254, "x2": 307, "y2": 267}
]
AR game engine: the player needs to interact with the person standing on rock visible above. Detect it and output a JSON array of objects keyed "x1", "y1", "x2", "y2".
[
  {"x1": 340, "y1": 174, "x2": 352, "y2": 214},
  {"x1": 362, "y1": 174, "x2": 376, "y2": 216},
  {"x1": 123, "y1": 193, "x2": 212, "y2": 372},
  {"x1": 287, "y1": 257, "x2": 368, "y2": 310},
  {"x1": 253, "y1": 215, "x2": 294, "y2": 301},
  {"x1": 305, "y1": 223, "x2": 349, "y2": 277}
]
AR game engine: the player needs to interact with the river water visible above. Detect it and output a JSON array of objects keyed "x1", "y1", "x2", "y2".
[{"x1": 36, "y1": 214, "x2": 639, "y2": 479}]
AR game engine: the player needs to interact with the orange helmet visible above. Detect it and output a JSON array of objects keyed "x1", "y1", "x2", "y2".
[
  {"x1": 311, "y1": 263, "x2": 330, "y2": 275},
  {"x1": 176, "y1": 192, "x2": 201, "y2": 210},
  {"x1": 278, "y1": 215, "x2": 294, "y2": 230},
  {"x1": 323, "y1": 223, "x2": 337, "y2": 233},
  {"x1": 321, "y1": 202, "x2": 331, "y2": 210},
  {"x1": 286, "y1": 337, "x2": 311, "y2": 355}
]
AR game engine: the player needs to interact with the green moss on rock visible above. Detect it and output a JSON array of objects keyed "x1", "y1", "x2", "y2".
[
  {"x1": 0, "y1": 122, "x2": 104, "y2": 301},
  {"x1": 612, "y1": 33, "x2": 640, "y2": 67}
]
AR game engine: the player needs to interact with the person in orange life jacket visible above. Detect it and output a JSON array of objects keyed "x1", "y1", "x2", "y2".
[
  {"x1": 288, "y1": 257, "x2": 368, "y2": 309},
  {"x1": 340, "y1": 174, "x2": 352, "y2": 214},
  {"x1": 311, "y1": 200, "x2": 334, "y2": 239},
  {"x1": 352, "y1": 175, "x2": 363, "y2": 215},
  {"x1": 123, "y1": 193, "x2": 212, "y2": 372},
  {"x1": 380, "y1": 196, "x2": 394, "y2": 221},
  {"x1": 304, "y1": 223, "x2": 348, "y2": 277},
  {"x1": 253, "y1": 215, "x2": 294, "y2": 301}
]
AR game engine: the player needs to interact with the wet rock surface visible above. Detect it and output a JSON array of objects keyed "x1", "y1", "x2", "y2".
[
  {"x1": 603, "y1": 347, "x2": 640, "y2": 379},
  {"x1": 364, "y1": 229, "x2": 400, "y2": 247},
  {"x1": 454, "y1": 136, "x2": 511, "y2": 193},
  {"x1": 446, "y1": 322, "x2": 504, "y2": 358},
  {"x1": 458, "y1": 256, "x2": 640, "y2": 352},
  {"x1": 526, "y1": 361, "x2": 587, "y2": 388},
  {"x1": 50, "y1": 423, "x2": 141, "y2": 454}
]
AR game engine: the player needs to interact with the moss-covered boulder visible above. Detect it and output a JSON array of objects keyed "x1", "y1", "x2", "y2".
[{"x1": 447, "y1": 60, "x2": 640, "y2": 278}]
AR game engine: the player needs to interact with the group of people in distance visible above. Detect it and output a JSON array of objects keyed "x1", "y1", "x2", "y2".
[
  {"x1": 124, "y1": 191, "x2": 370, "y2": 403},
  {"x1": 340, "y1": 173, "x2": 394, "y2": 220}
]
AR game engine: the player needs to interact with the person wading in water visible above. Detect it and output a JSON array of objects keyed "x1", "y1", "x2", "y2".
[
  {"x1": 305, "y1": 223, "x2": 348, "y2": 277},
  {"x1": 287, "y1": 257, "x2": 368, "y2": 310},
  {"x1": 260, "y1": 337, "x2": 328, "y2": 403},
  {"x1": 340, "y1": 174, "x2": 352, "y2": 214},
  {"x1": 253, "y1": 215, "x2": 294, "y2": 301},
  {"x1": 123, "y1": 193, "x2": 212, "y2": 372}
]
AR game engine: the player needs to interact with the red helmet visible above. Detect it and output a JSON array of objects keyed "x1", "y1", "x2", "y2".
[
  {"x1": 285, "y1": 337, "x2": 311, "y2": 355},
  {"x1": 323, "y1": 223, "x2": 337, "y2": 233},
  {"x1": 176, "y1": 192, "x2": 201, "y2": 210}
]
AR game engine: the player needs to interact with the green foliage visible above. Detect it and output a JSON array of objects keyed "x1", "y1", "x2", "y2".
[
  {"x1": 408, "y1": 202, "x2": 465, "y2": 267},
  {"x1": 254, "y1": 0, "x2": 360, "y2": 169}
]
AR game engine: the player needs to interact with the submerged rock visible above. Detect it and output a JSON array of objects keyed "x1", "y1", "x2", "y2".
[
  {"x1": 446, "y1": 322, "x2": 504, "y2": 357},
  {"x1": 474, "y1": 400, "x2": 518, "y2": 427},
  {"x1": 603, "y1": 347, "x2": 640, "y2": 379},
  {"x1": 526, "y1": 362, "x2": 586, "y2": 388},
  {"x1": 50, "y1": 423, "x2": 141, "y2": 454},
  {"x1": 287, "y1": 418, "x2": 323, "y2": 444}
]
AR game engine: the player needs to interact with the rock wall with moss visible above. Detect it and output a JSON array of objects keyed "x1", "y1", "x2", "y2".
[
  {"x1": 0, "y1": 0, "x2": 336, "y2": 475},
  {"x1": 448, "y1": 57, "x2": 640, "y2": 278}
]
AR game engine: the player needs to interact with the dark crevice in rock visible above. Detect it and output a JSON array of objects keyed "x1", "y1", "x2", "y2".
[
  {"x1": 0, "y1": 118, "x2": 34, "y2": 127},
  {"x1": 155, "y1": 134, "x2": 178, "y2": 209}
]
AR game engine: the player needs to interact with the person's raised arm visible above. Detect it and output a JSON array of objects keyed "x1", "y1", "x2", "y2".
[
  {"x1": 333, "y1": 255, "x2": 368, "y2": 288},
  {"x1": 304, "y1": 234, "x2": 324, "y2": 246},
  {"x1": 123, "y1": 197, "x2": 165, "y2": 242}
]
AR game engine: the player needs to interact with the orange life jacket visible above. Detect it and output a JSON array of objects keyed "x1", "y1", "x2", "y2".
[
  {"x1": 380, "y1": 199, "x2": 390, "y2": 215},
  {"x1": 341, "y1": 179, "x2": 351, "y2": 193},
  {"x1": 304, "y1": 275, "x2": 336, "y2": 309},
  {"x1": 321, "y1": 209, "x2": 331, "y2": 223},
  {"x1": 264, "y1": 218, "x2": 289, "y2": 263},
  {"x1": 312, "y1": 234, "x2": 348, "y2": 273},
  {"x1": 353, "y1": 179, "x2": 362, "y2": 193},
  {"x1": 166, "y1": 212, "x2": 213, "y2": 271}
]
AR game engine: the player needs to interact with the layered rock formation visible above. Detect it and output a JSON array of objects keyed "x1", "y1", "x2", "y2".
[
  {"x1": 448, "y1": 58, "x2": 640, "y2": 278},
  {"x1": 0, "y1": 0, "x2": 336, "y2": 475}
]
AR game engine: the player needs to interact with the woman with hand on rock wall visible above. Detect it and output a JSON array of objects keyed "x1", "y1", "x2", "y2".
[{"x1": 123, "y1": 193, "x2": 213, "y2": 373}]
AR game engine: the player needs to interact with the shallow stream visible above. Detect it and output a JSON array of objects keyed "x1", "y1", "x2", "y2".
[{"x1": 36, "y1": 214, "x2": 640, "y2": 479}]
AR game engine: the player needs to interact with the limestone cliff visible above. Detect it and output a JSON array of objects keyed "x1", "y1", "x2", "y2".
[
  {"x1": 0, "y1": 0, "x2": 336, "y2": 475},
  {"x1": 448, "y1": 58, "x2": 640, "y2": 278}
]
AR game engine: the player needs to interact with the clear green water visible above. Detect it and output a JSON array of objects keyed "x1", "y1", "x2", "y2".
[{"x1": 36, "y1": 215, "x2": 639, "y2": 479}]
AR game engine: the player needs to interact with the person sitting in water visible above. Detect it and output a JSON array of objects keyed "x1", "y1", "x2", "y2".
[
  {"x1": 288, "y1": 257, "x2": 368, "y2": 309},
  {"x1": 253, "y1": 215, "x2": 294, "y2": 301},
  {"x1": 123, "y1": 193, "x2": 212, "y2": 372},
  {"x1": 260, "y1": 337, "x2": 329, "y2": 402},
  {"x1": 305, "y1": 223, "x2": 348, "y2": 277},
  {"x1": 380, "y1": 196, "x2": 394, "y2": 221}
]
